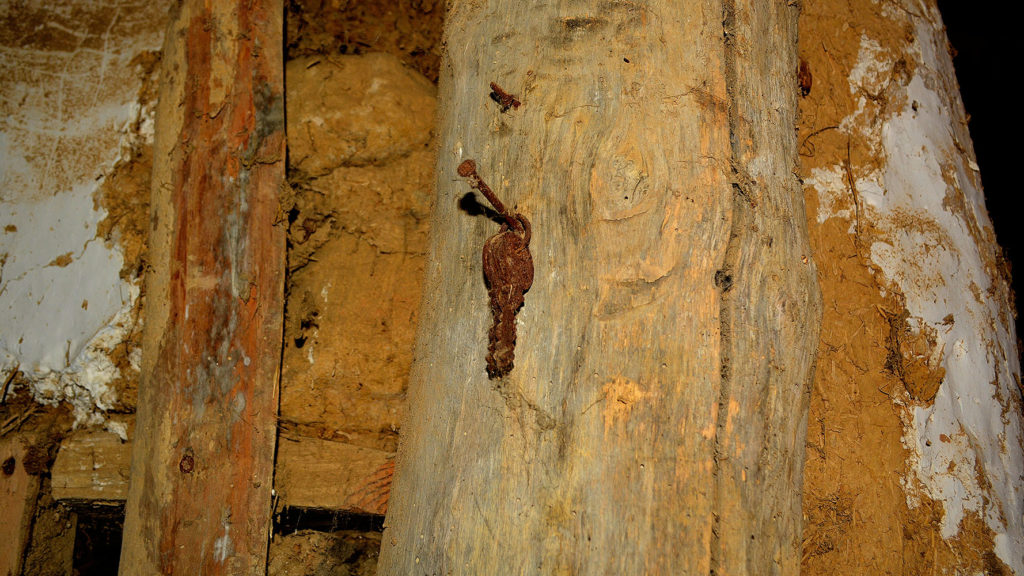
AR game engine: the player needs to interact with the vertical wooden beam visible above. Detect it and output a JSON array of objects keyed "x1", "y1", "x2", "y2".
[
  {"x1": 119, "y1": 1, "x2": 286, "y2": 574},
  {"x1": 0, "y1": 435, "x2": 40, "y2": 576},
  {"x1": 379, "y1": 0, "x2": 819, "y2": 573}
]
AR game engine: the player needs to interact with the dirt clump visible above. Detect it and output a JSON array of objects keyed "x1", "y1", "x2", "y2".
[{"x1": 269, "y1": 530, "x2": 382, "y2": 576}]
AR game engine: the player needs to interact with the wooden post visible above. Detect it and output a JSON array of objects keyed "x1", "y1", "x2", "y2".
[
  {"x1": 0, "y1": 435, "x2": 40, "y2": 576},
  {"x1": 378, "y1": 0, "x2": 820, "y2": 573},
  {"x1": 119, "y1": 1, "x2": 286, "y2": 574}
]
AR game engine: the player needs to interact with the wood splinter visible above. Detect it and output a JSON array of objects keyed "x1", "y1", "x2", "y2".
[{"x1": 457, "y1": 159, "x2": 533, "y2": 378}]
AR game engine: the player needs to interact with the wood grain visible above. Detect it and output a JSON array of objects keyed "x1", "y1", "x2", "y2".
[
  {"x1": 379, "y1": 0, "x2": 819, "y2": 573},
  {"x1": 276, "y1": 437, "x2": 394, "y2": 515},
  {"x1": 713, "y1": 0, "x2": 822, "y2": 573},
  {"x1": 118, "y1": 1, "x2": 286, "y2": 574},
  {"x1": 51, "y1": 431, "x2": 131, "y2": 502},
  {"x1": 51, "y1": 429, "x2": 394, "y2": 515}
]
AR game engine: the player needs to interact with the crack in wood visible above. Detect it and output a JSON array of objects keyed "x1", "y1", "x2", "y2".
[{"x1": 712, "y1": 0, "x2": 742, "y2": 573}]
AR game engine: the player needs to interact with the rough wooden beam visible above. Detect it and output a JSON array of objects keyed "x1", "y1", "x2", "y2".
[
  {"x1": 118, "y1": 1, "x2": 286, "y2": 574},
  {"x1": 51, "y1": 431, "x2": 130, "y2": 502},
  {"x1": 0, "y1": 435, "x2": 40, "y2": 576},
  {"x1": 378, "y1": 0, "x2": 819, "y2": 573},
  {"x1": 275, "y1": 437, "x2": 393, "y2": 515},
  {"x1": 712, "y1": 0, "x2": 821, "y2": 573},
  {"x1": 52, "y1": 430, "x2": 394, "y2": 515}
]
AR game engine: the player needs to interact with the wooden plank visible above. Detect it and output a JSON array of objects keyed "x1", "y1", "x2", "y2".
[
  {"x1": 51, "y1": 431, "x2": 130, "y2": 502},
  {"x1": 118, "y1": 1, "x2": 286, "y2": 574},
  {"x1": 275, "y1": 437, "x2": 393, "y2": 515},
  {"x1": 52, "y1": 429, "x2": 393, "y2": 514},
  {"x1": 0, "y1": 435, "x2": 40, "y2": 576}
]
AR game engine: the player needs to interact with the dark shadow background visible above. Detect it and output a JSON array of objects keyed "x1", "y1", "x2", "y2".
[{"x1": 937, "y1": 1, "x2": 1022, "y2": 340}]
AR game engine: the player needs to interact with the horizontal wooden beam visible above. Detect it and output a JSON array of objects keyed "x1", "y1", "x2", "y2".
[
  {"x1": 52, "y1": 428, "x2": 392, "y2": 515},
  {"x1": 275, "y1": 436, "x2": 393, "y2": 515},
  {"x1": 51, "y1": 431, "x2": 129, "y2": 502}
]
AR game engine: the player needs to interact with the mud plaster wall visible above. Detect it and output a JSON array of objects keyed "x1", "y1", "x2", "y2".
[
  {"x1": 0, "y1": 0, "x2": 442, "y2": 433},
  {"x1": 797, "y1": 0, "x2": 1023, "y2": 573},
  {"x1": 0, "y1": 2, "x2": 166, "y2": 427},
  {"x1": 281, "y1": 53, "x2": 436, "y2": 455},
  {"x1": 2, "y1": 2, "x2": 439, "y2": 573},
  {"x1": 286, "y1": 0, "x2": 445, "y2": 83}
]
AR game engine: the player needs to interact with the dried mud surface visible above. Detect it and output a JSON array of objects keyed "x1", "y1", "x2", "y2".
[
  {"x1": 270, "y1": 5, "x2": 440, "y2": 571},
  {"x1": 286, "y1": 0, "x2": 445, "y2": 83},
  {"x1": 269, "y1": 530, "x2": 381, "y2": 576},
  {"x1": 797, "y1": 1, "x2": 1004, "y2": 574},
  {"x1": 281, "y1": 53, "x2": 436, "y2": 454}
]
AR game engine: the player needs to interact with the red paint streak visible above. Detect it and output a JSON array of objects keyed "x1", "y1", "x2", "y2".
[{"x1": 149, "y1": 2, "x2": 284, "y2": 574}]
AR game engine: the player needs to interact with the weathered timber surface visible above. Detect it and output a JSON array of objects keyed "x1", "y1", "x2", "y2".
[
  {"x1": 52, "y1": 430, "x2": 393, "y2": 514},
  {"x1": 0, "y1": 435, "x2": 40, "y2": 576},
  {"x1": 276, "y1": 437, "x2": 394, "y2": 515},
  {"x1": 713, "y1": 1, "x2": 822, "y2": 574},
  {"x1": 51, "y1": 431, "x2": 131, "y2": 502},
  {"x1": 378, "y1": 0, "x2": 820, "y2": 574},
  {"x1": 118, "y1": 1, "x2": 286, "y2": 574}
]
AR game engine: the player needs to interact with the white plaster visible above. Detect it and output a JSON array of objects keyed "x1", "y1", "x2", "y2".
[
  {"x1": 876, "y1": 57, "x2": 1023, "y2": 569},
  {"x1": 806, "y1": 12, "x2": 1024, "y2": 572},
  {"x1": 1, "y1": 186, "x2": 125, "y2": 369},
  {"x1": 306, "y1": 333, "x2": 317, "y2": 365},
  {"x1": 105, "y1": 420, "x2": 129, "y2": 442},
  {"x1": 0, "y1": 131, "x2": 33, "y2": 194},
  {"x1": 805, "y1": 166, "x2": 850, "y2": 223},
  {"x1": 0, "y1": 4, "x2": 164, "y2": 426},
  {"x1": 128, "y1": 347, "x2": 142, "y2": 372},
  {"x1": 840, "y1": 34, "x2": 891, "y2": 145},
  {"x1": 0, "y1": 147, "x2": 141, "y2": 425},
  {"x1": 129, "y1": 99, "x2": 157, "y2": 146},
  {"x1": 805, "y1": 165, "x2": 885, "y2": 230}
]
